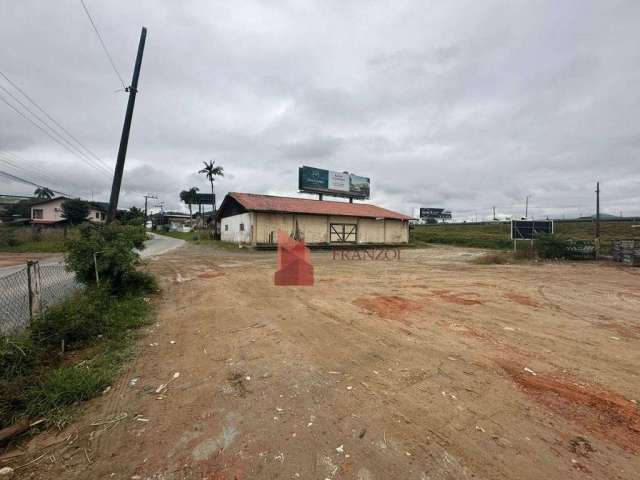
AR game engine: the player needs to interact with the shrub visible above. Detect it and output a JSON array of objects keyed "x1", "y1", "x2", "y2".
[
  {"x1": 0, "y1": 228, "x2": 21, "y2": 247},
  {"x1": 65, "y1": 223, "x2": 153, "y2": 294},
  {"x1": 61, "y1": 198, "x2": 91, "y2": 225},
  {"x1": 535, "y1": 234, "x2": 570, "y2": 259}
]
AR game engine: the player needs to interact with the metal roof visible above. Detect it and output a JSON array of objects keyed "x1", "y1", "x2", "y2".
[{"x1": 222, "y1": 192, "x2": 413, "y2": 221}]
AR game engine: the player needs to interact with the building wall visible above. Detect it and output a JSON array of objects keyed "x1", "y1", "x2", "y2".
[
  {"x1": 384, "y1": 219, "x2": 408, "y2": 243},
  {"x1": 357, "y1": 218, "x2": 385, "y2": 243},
  {"x1": 31, "y1": 199, "x2": 105, "y2": 224},
  {"x1": 221, "y1": 212, "x2": 254, "y2": 243},
  {"x1": 249, "y1": 212, "x2": 408, "y2": 244}
]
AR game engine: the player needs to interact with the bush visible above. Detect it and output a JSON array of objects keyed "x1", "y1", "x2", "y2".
[
  {"x1": 65, "y1": 223, "x2": 154, "y2": 294},
  {"x1": 0, "y1": 228, "x2": 21, "y2": 247},
  {"x1": 0, "y1": 290, "x2": 152, "y2": 428},
  {"x1": 535, "y1": 234, "x2": 570, "y2": 259}
]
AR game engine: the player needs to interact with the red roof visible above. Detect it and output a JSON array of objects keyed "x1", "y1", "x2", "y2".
[{"x1": 225, "y1": 192, "x2": 413, "y2": 221}]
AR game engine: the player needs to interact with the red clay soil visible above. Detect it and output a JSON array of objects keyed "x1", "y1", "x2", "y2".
[
  {"x1": 503, "y1": 292, "x2": 540, "y2": 307},
  {"x1": 353, "y1": 295, "x2": 423, "y2": 324},
  {"x1": 431, "y1": 289, "x2": 484, "y2": 305},
  {"x1": 499, "y1": 361, "x2": 640, "y2": 453},
  {"x1": 599, "y1": 321, "x2": 640, "y2": 339}
]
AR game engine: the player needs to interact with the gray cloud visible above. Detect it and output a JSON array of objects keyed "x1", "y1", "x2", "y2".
[{"x1": 1, "y1": 0, "x2": 639, "y2": 221}]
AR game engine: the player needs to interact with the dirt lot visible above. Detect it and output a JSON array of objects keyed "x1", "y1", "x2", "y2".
[{"x1": 7, "y1": 244, "x2": 640, "y2": 479}]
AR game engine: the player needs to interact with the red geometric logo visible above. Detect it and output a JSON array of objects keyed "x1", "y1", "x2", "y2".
[{"x1": 274, "y1": 231, "x2": 314, "y2": 286}]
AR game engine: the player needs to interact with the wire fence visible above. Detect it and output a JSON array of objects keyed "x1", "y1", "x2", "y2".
[{"x1": 0, "y1": 261, "x2": 81, "y2": 336}]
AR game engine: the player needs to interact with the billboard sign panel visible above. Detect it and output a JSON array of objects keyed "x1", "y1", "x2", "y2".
[
  {"x1": 511, "y1": 220, "x2": 553, "y2": 240},
  {"x1": 420, "y1": 208, "x2": 452, "y2": 219},
  {"x1": 299, "y1": 166, "x2": 370, "y2": 199},
  {"x1": 194, "y1": 193, "x2": 214, "y2": 204}
]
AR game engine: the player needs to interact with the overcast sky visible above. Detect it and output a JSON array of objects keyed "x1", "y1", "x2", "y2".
[{"x1": 1, "y1": 0, "x2": 639, "y2": 220}]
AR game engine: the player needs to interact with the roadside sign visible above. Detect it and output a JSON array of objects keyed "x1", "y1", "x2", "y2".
[{"x1": 511, "y1": 220, "x2": 553, "y2": 240}]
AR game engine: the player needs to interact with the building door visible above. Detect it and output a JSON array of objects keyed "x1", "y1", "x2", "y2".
[{"x1": 330, "y1": 223, "x2": 357, "y2": 243}]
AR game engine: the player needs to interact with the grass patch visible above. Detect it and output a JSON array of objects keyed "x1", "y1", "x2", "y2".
[
  {"x1": 470, "y1": 252, "x2": 512, "y2": 265},
  {"x1": 411, "y1": 220, "x2": 639, "y2": 253},
  {"x1": 0, "y1": 226, "x2": 77, "y2": 253},
  {"x1": 0, "y1": 289, "x2": 153, "y2": 429},
  {"x1": 155, "y1": 231, "x2": 245, "y2": 250}
]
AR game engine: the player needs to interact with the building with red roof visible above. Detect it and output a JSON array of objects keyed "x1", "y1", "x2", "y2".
[{"x1": 215, "y1": 192, "x2": 413, "y2": 245}]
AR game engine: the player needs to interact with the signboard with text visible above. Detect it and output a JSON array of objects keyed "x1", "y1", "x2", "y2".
[
  {"x1": 299, "y1": 166, "x2": 370, "y2": 199},
  {"x1": 511, "y1": 220, "x2": 553, "y2": 240},
  {"x1": 420, "y1": 208, "x2": 452, "y2": 220}
]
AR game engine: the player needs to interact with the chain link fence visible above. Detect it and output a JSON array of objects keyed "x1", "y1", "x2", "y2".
[{"x1": 0, "y1": 261, "x2": 81, "y2": 336}]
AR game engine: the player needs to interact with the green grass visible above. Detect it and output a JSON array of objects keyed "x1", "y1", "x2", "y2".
[
  {"x1": 410, "y1": 220, "x2": 639, "y2": 253},
  {"x1": 0, "y1": 226, "x2": 76, "y2": 253},
  {"x1": 155, "y1": 230, "x2": 245, "y2": 251},
  {"x1": 0, "y1": 290, "x2": 153, "y2": 429}
]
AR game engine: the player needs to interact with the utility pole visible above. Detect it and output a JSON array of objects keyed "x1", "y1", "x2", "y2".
[
  {"x1": 595, "y1": 181, "x2": 600, "y2": 259},
  {"x1": 107, "y1": 27, "x2": 148, "y2": 223},
  {"x1": 143, "y1": 194, "x2": 157, "y2": 227},
  {"x1": 492, "y1": 206, "x2": 496, "y2": 221},
  {"x1": 524, "y1": 196, "x2": 529, "y2": 219}
]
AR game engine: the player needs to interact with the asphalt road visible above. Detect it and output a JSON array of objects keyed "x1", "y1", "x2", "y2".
[{"x1": 138, "y1": 232, "x2": 185, "y2": 258}]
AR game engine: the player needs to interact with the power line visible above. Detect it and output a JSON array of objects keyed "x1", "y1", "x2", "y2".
[
  {"x1": 0, "y1": 90, "x2": 112, "y2": 177},
  {"x1": 0, "y1": 82, "x2": 110, "y2": 175},
  {"x1": 80, "y1": 0, "x2": 127, "y2": 90},
  {"x1": 0, "y1": 169, "x2": 70, "y2": 196},
  {"x1": 0, "y1": 155, "x2": 63, "y2": 188},
  {"x1": 0, "y1": 69, "x2": 112, "y2": 171}
]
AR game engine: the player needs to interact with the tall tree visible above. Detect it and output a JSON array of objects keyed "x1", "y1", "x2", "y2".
[
  {"x1": 61, "y1": 198, "x2": 90, "y2": 225},
  {"x1": 179, "y1": 187, "x2": 199, "y2": 229},
  {"x1": 198, "y1": 160, "x2": 224, "y2": 216},
  {"x1": 34, "y1": 186, "x2": 54, "y2": 200}
]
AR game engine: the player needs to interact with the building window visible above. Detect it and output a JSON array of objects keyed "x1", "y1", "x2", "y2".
[
  {"x1": 225, "y1": 224, "x2": 229, "y2": 231},
  {"x1": 101, "y1": 212, "x2": 105, "y2": 220},
  {"x1": 95, "y1": 212, "x2": 100, "y2": 219},
  {"x1": 32, "y1": 209, "x2": 43, "y2": 219},
  {"x1": 239, "y1": 223, "x2": 245, "y2": 231}
]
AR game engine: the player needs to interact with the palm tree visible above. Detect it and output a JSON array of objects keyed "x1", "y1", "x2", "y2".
[
  {"x1": 34, "y1": 186, "x2": 54, "y2": 200},
  {"x1": 179, "y1": 187, "x2": 199, "y2": 229},
  {"x1": 198, "y1": 160, "x2": 224, "y2": 214}
]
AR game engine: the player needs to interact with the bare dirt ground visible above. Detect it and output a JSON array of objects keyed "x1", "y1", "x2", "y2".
[
  {"x1": 8, "y1": 244, "x2": 640, "y2": 479},
  {"x1": 0, "y1": 253, "x2": 62, "y2": 269}
]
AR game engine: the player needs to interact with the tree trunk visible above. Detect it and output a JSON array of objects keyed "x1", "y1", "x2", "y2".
[
  {"x1": 188, "y1": 203, "x2": 193, "y2": 229},
  {"x1": 210, "y1": 180, "x2": 215, "y2": 232}
]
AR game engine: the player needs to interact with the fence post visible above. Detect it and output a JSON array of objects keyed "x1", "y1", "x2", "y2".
[
  {"x1": 93, "y1": 252, "x2": 100, "y2": 286},
  {"x1": 26, "y1": 261, "x2": 34, "y2": 321}
]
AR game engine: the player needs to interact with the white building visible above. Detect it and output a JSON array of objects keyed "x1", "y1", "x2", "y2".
[{"x1": 30, "y1": 197, "x2": 106, "y2": 225}]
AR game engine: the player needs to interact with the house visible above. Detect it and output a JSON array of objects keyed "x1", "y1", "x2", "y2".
[
  {"x1": 215, "y1": 192, "x2": 413, "y2": 246},
  {"x1": 30, "y1": 197, "x2": 107, "y2": 225},
  {"x1": 0, "y1": 194, "x2": 33, "y2": 224}
]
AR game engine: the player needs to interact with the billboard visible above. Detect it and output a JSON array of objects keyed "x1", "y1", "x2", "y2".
[
  {"x1": 299, "y1": 166, "x2": 370, "y2": 199},
  {"x1": 194, "y1": 193, "x2": 214, "y2": 204},
  {"x1": 420, "y1": 208, "x2": 452, "y2": 220},
  {"x1": 511, "y1": 220, "x2": 553, "y2": 240}
]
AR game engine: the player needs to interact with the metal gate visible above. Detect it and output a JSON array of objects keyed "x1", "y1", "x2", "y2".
[{"x1": 330, "y1": 224, "x2": 357, "y2": 243}]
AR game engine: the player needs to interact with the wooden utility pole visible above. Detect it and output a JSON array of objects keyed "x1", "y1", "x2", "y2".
[
  {"x1": 107, "y1": 27, "x2": 147, "y2": 223},
  {"x1": 524, "y1": 196, "x2": 529, "y2": 219}
]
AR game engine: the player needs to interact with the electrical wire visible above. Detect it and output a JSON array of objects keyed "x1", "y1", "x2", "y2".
[
  {"x1": 0, "y1": 69, "x2": 112, "y2": 171},
  {"x1": 80, "y1": 0, "x2": 127, "y2": 90},
  {"x1": 0, "y1": 169, "x2": 70, "y2": 197},
  {"x1": 0, "y1": 90, "x2": 112, "y2": 177}
]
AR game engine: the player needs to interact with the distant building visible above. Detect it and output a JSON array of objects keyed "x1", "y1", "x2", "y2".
[
  {"x1": 151, "y1": 211, "x2": 192, "y2": 232},
  {"x1": 30, "y1": 197, "x2": 107, "y2": 225},
  {"x1": 0, "y1": 194, "x2": 33, "y2": 223},
  {"x1": 215, "y1": 192, "x2": 413, "y2": 245}
]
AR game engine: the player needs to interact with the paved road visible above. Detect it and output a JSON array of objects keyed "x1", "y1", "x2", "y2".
[{"x1": 138, "y1": 232, "x2": 185, "y2": 258}]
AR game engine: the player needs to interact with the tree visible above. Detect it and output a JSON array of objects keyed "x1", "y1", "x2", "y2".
[
  {"x1": 34, "y1": 186, "x2": 54, "y2": 200},
  {"x1": 61, "y1": 198, "x2": 90, "y2": 225},
  {"x1": 179, "y1": 187, "x2": 199, "y2": 229},
  {"x1": 116, "y1": 206, "x2": 144, "y2": 225},
  {"x1": 198, "y1": 160, "x2": 224, "y2": 215}
]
